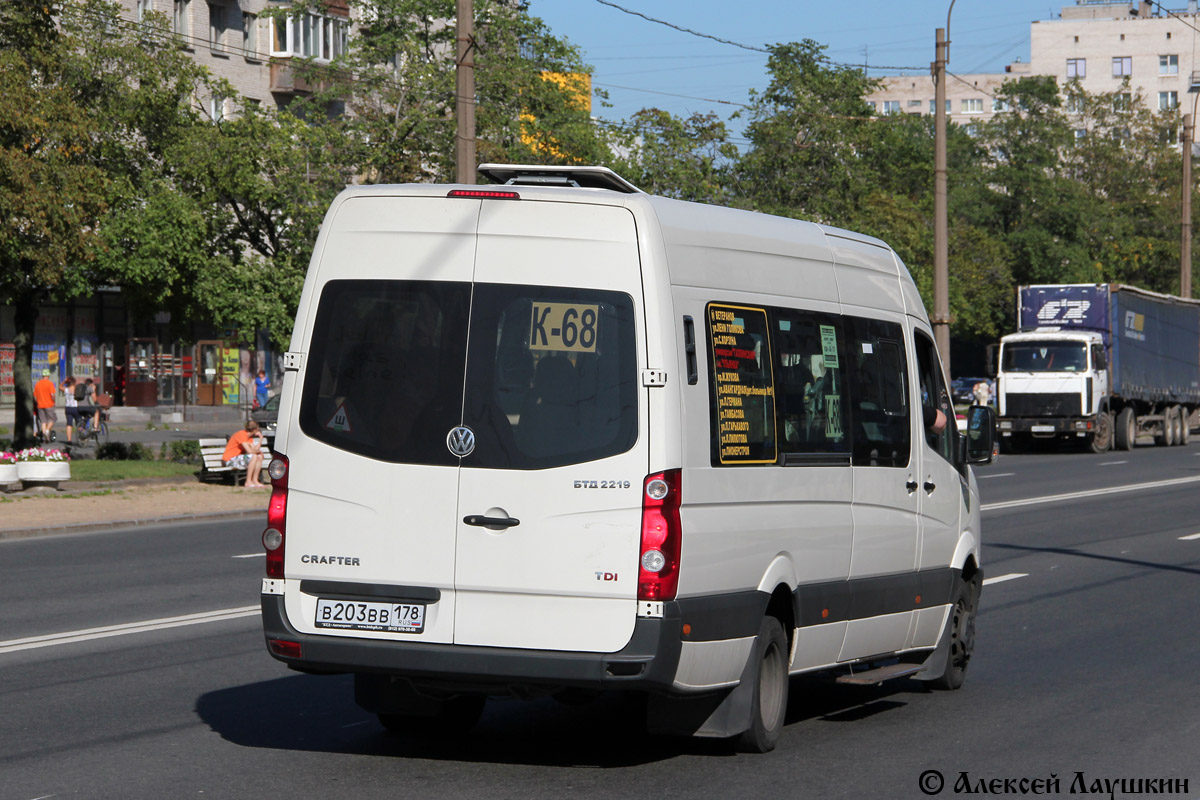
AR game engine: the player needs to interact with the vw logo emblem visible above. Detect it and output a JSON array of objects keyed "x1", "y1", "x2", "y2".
[{"x1": 446, "y1": 426, "x2": 476, "y2": 457}]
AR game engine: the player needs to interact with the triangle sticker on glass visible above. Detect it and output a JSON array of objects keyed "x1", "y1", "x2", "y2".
[{"x1": 326, "y1": 403, "x2": 353, "y2": 433}]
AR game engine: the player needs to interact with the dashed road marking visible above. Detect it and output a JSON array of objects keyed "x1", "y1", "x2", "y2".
[
  {"x1": 983, "y1": 573, "x2": 1028, "y2": 586},
  {"x1": 982, "y1": 475, "x2": 1200, "y2": 512},
  {"x1": 233, "y1": 552, "x2": 265, "y2": 558},
  {"x1": 0, "y1": 606, "x2": 260, "y2": 655},
  {"x1": 978, "y1": 472, "x2": 1015, "y2": 479},
  {"x1": 1179, "y1": 533, "x2": 1200, "y2": 541},
  {"x1": 1099, "y1": 461, "x2": 1128, "y2": 466}
]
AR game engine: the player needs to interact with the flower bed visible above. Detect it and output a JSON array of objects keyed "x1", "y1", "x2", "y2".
[
  {"x1": 0, "y1": 450, "x2": 17, "y2": 486},
  {"x1": 15, "y1": 448, "x2": 70, "y2": 487}
]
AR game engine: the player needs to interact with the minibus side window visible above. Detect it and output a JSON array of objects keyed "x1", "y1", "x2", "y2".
[
  {"x1": 706, "y1": 303, "x2": 777, "y2": 466},
  {"x1": 844, "y1": 317, "x2": 910, "y2": 468},
  {"x1": 772, "y1": 309, "x2": 851, "y2": 459}
]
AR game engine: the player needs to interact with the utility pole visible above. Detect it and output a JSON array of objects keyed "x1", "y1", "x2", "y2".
[
  {"x1": 933, "y1": 26, "x2": 951, "y2": 374},
  {"x1": 1184, "y1": 112, "x2": 1194, "y2": 298},
  {"x1": 455, "y1": 0, "x2": 475, "y2": 184}
]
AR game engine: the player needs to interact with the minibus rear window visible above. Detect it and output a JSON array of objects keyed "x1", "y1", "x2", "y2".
[
  {"x1": 299, "y1": 280, "x2": 470, "y2": 466},
  {"x1": 299, "y1": 280, "x2": 637, "y2": 469},
  {"x1": 463, "y1": 285, "x2": 639, "y2": 470}
]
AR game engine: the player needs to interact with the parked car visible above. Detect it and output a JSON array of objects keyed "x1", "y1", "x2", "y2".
[
  {"x1": 251, "y1": 393, "x2": 279, "y2": 432},
  {"x1": 952, "y1": 377, "x2": 989, "y2": 405}
]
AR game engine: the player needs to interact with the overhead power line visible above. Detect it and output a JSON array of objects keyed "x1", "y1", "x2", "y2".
[
  {"x1": 591, "y1": 0, "x2": 921, "y2": 71},
  {"x1": 592, "y1": 0, "x2": 767, "y2": 52}
]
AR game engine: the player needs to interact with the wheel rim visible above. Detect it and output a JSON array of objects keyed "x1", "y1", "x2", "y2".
[
  {"x1": 949, "y1": 597, "x2": 975, "y2": 671},
  {"x1": 758, "y1": 640, "x2": 785, "y2": 730}
]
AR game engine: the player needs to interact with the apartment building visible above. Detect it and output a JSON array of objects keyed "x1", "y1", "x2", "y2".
[
  {"x1": 865, "y1": 65, "x2": 1029, "y2": 128},
  {"x1": 1030, "y1": 1, "x2": 1200, "y2": 113},
  {"x1": 867, "y1": 1, "x2": 1200, "y2": 123},
  {"x1": 118, "y1": 0, "x2": 350, "y2": 115}
]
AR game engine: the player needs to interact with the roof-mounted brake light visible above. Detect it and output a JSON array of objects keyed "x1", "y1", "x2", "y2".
[{"x1": 447, "y1": 189, "x2": 521, "y2": 200}]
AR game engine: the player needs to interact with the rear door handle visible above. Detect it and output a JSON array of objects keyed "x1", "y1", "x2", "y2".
[
  {"x1": 923, "y1": 481, "x2": 936, "y2": 493},
  {"x1": 463, "y1": 515, "x2": 520, "y2": 529},
  {"x1": 906, "y1": 480, "x2": 919, "y2": 493}
]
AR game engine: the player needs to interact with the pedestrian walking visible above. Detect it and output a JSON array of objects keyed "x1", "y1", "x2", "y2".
[{"x1": 33, "y1": 369, "x2": 57, "y2": 443}]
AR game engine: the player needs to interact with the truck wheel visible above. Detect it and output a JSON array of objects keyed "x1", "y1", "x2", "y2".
[
  {"x1": 930, "y1": 575, "x2": 979, "y2": 691},
  {"x1": 735, "y1": 616, "x2": 789, "y2": 753},
  {"x1": 1156, "y1": 409, "x2": 1174, "y2": 447},
  {"x1": 1115, "y1": 408, "x2": 1136, "y2": 451},
  {"x1": 1182, "y1": 410, "x2": 1192, "y2": 446},
  {"x1": 1089, "y1": 411, "x2": 1112, "y2": 454},
  {"x1": 1171, "y1": 407, "x2": 1185, "y2": 446}
]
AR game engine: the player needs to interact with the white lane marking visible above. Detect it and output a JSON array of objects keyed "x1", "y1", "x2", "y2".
[
  {"x1": 1179, "y1": 533, "x2": 1200, "y2": 541},
  {"x1": 0, "y1": 606, "x2": 260, "y2": 655},
  {"x1": 977, "y1": 472, "x2": 1015, "y2": 479},
  {"x1": 982, "y1": 475, "x2": 1200, "y2": 512},
  {"x1": 1099, "y1": 461, "x2": 1128, "y2": 466},
  {"x1": 233, "y1": 552, "x2": 265, "y2": 559},
  {"x1": 983, "y1": 573, "x2": 1028, "y2": 586}
]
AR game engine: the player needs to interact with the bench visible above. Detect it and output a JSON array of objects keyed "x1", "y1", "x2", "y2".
[{"x1": 199, "y1": 437, "x2": 272, "y2": 485}]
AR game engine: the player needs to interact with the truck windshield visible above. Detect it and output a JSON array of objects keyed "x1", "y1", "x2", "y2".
[{"x1": 1001, "y1": 342, "x2": 1088, "y2": 372}]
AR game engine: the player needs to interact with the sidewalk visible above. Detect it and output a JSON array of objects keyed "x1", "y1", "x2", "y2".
[{"x1": 0, "y1": 476, "x2": 271, "y2": 540}]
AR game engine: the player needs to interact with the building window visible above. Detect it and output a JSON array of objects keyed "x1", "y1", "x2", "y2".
[
  {"x1": 1160, "y1": 54, "x2": 1179, "y2": 75},
  {"x1": 270, "y1": 11, "x2": 348, "y2": 61},
  {"x1": 992, "y1": 98, "x2": 1009, "y2": 112},
  {"x1": 211, "y1": 94, "x2": 226, "y2": 123},
  {"x1": 173, "y1": 0, "x2": 189, "y2": 39},
  {"x1": 1074, "y1": 128, "x2": 1087, "y2": 140},
  {"x1": 1112, "y1": 56, "x2": 1132, "y2": 77},
  {"x1": 136, "y1": 0, "x2": 153, "y2": 22},
  {"x1": 243, "y1": 12, "x2": 257, "y2": 57},
  {"x1": 961, "y1": 98, "x2": 983, "y2": 114},
  {"x1": 1114, "y1": 93, "x2": 1132, "y2": 111},
  {"x1": 965, "y1": 124, "x2": 980, "y2": 137},
  {"x1": 864, "y1": 101, "x2": 876, "y2": 113},
  {"x1": 1066, "y1": 95, "x2": 1084, "y2": 113},
  {"x1": 928, "y1": 99, "x2": 951, "y2": 114},
  {"x1": 1067, "y1": 58, "x2": 1086, "y2": 79},
  {"x1": 907, "y1": 99, "x2": 922, "y2": 108},
  {"x1": 1159, "y1": 91, "x2": 1178, "y2": 110},
  {"x1": 208, "y1": 3, "x2": 226, "y2": 53},
  {"x1": 882, "y1": 100, "x2": 901, "y2": 114}
]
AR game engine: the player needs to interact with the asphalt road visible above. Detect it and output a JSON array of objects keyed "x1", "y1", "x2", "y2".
[{"x1": 2, "y1": 443, "x2": 1198, "y2": 800}]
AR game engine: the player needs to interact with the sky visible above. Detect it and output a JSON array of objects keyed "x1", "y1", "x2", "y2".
[{"x1": 529, "y1": 0, "x2": 1073, "y2": 143}]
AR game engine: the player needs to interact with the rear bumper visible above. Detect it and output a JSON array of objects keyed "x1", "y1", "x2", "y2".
[
  {"x1": 997, "y1": 416, "x2": 1095, "y2": 435},
  {"x1": 261, "y1": 594, "x2": 685, "y2": 693}
]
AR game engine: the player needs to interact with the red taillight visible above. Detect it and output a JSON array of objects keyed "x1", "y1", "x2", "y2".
[
  {"x1": 263, "y1": 453, "x2": 289, "y2": 579},
  {"x1": 446, "y1": 189, "x2": 521, "y2": 200},
  {"x1": 638, "y1": 469, "x2": 682, "y2": 601},
  {"x1": 269, "y1": 639, "x2": 302, "y2": 659}
]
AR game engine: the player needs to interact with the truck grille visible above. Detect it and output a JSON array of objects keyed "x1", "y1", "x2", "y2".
[{"x1": 1005, "y1": 393, "x2": 1081, "y2": 417}]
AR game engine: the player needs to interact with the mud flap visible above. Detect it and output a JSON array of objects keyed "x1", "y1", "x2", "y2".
[
  {"x1": 915, "y1": 570, "x2": 982, "y2": 682},
  {"x1": 645, "y1": 640, "x2": 757, "y2": 739}
]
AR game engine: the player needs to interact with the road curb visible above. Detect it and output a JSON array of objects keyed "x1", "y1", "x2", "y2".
[{"x1": 0, "y1": 508, "x2": 267, "y2": 541}]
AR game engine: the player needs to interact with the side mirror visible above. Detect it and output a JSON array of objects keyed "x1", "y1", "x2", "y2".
[{"x1": 964, "y1": 405, "x2": 997, "y2": 465}]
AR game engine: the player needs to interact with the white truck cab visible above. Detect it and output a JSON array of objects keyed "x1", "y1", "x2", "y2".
[{"x1": 260, "y1": 165, "x2": 996, "y2": 752}]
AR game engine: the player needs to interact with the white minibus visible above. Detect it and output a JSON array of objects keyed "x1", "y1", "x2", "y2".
[{"x1": 260, "y1": 164, "x2": 996, "y2": 752}]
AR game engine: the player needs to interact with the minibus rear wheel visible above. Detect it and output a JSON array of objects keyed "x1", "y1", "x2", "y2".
[{"x1": 735, "y1": 616, "x2": 789, "y2": 753}]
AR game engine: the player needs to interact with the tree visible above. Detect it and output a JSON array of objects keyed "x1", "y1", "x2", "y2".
[
  {"x1": 0, "y1": 1, "x2": 108, "y2": 445},
  {"x1": 165, "y1": 102, "x2": 356, "y2": 343},
  {"x1": 611, "y1": 109, "x2": 738, "y2": 204},
  {"x1": 283, "y1": 0, "x2": 614, "y2": 183},
  {"x1": 734, "y1": 40, "x2": 880, "y2": 222}
]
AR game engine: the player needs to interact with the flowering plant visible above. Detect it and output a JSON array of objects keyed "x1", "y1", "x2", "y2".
[
  {"x1": 0, "y1": 451, "x2": 15, "y2": 465},
  {"x1": 16, "y1": 447, "x2": 70, "y2": 463}
]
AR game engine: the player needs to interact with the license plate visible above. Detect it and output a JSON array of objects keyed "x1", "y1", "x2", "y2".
[
  {"x1": 315, "y1": 598, "x2": 425, "y2": 633},
  {"x1": 1031, "y1": 425, "x2": 1055, "y2": 433}
]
